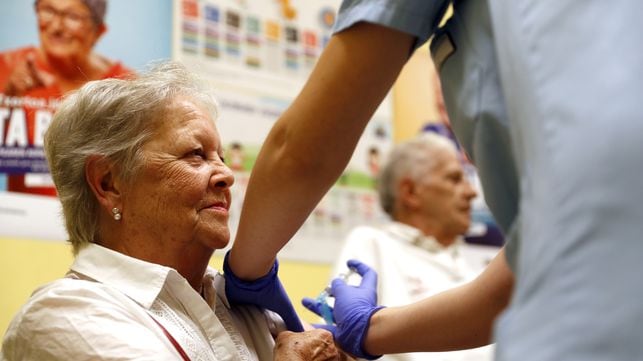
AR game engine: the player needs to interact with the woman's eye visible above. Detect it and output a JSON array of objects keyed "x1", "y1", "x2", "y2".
[{"x1": 190, "y1": 149, "x2": 206, "y2": 159}]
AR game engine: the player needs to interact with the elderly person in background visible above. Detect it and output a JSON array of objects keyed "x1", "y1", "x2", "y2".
[
  {"x1": 0, "y1": 62, "x2": 339, "y2": 361},
  {"x1": 0, "y1": 0, "x2": 132, "y2": 196},
  {"x1": 318, "y1": 132, "x2": 490, "y2": 361}
]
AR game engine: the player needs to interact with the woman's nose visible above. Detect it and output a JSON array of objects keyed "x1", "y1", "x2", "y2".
[{"x1": 210, "y1": 163, "x2": 235, "y2": 189}]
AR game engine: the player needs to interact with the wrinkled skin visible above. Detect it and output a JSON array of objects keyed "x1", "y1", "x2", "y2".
[{"x1": 273, "y1": 329, "x2": 350, "y2": 361}]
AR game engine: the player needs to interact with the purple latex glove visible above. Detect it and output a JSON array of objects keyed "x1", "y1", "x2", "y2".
[
  {"x1": 302, "y1": 259, "x2": 384, "y2": 360},
  {"x1": 223, "y1": 250, "x2": 304, "y2": 332}
]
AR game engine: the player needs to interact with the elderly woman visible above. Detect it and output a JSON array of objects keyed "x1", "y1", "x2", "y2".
[
  {"x1": 0, "y1": 0, "x2": 132, "y2": 196},
  {"x1": 0, "y1": 62, "x2": 340, "y2": 361}
]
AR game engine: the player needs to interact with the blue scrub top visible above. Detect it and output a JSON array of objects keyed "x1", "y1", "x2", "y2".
[{"x1": 335, "y1": 0, "x2": 643, "y2": 360}]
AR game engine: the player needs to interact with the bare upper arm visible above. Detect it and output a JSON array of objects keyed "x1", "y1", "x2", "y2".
[{"x1": 230, "y1": 23, "x2": 415, "y2": 279}]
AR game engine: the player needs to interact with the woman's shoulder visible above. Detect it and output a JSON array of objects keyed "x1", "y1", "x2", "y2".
[
  {"x1": 2, "y1": 276, "x2": 173, "y2": 360},
  {"x1": 2, "y1": 278, "x2": 113, "y2": 347},
  {"x1": 13, "y1": 275, "x2": 145, "y2": 322},
  {"x1": 19, "y1": 277, "x2": 120, "y2": 311}
]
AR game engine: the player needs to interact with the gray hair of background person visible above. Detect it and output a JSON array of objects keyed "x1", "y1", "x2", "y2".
[
  {"x1": 44, "y1": 61, "x2": 218, "y2": 254},
  {"x1": 377, "y1": 132, "x2": 458, "y2": 217},
  {"x1": 35, "y1": 0, "x2": 108, "y2": 26}
]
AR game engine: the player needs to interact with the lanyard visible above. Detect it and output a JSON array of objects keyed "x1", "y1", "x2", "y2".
[{"x1": 151, "y1": 315, "x2": 191, "y2": 361}]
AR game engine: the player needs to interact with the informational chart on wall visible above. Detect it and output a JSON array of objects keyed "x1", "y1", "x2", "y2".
[{"x1": 173, "y1": 0, "x2": 394, "y2": 262}]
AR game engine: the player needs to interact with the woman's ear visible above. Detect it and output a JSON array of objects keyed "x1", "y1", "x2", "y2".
[{"x1": 85, "y1": 155, "x2": 121, "y2": 211}]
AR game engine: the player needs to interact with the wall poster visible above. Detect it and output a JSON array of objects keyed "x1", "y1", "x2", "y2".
[{"x1": 0, "y1": 0, "x2": 172, "y2": 240}]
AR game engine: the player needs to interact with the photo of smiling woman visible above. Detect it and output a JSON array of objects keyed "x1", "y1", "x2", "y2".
[{"x1": 0, "y1": 0, "x2": 133, "y2": 196}]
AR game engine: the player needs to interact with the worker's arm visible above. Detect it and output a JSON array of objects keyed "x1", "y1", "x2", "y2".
[
  {"x1": 229, "y1": 22, "x2": 415, "y2": 279},
  {"x1": 365, "y1": 248, "x2": 514, "y2": 354},
  {"x1": 303, "y1": 249, "x2": 513, "y2": 357}
]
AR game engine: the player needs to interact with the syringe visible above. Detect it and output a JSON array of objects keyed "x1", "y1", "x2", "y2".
[{"x1": 316, "y1": 268, "x2": 357, "y2": 325}]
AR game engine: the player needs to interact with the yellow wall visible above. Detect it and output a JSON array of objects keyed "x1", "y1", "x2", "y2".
[
  {"x1": 391, "y1": 4, "x2": 451, "y2": 141},
  {"x1": 392, "y1": 44, "x2": 441, "y2": 141},
  {"x1": 0, "y1": 238, "x2": 73, "y2": 339}
]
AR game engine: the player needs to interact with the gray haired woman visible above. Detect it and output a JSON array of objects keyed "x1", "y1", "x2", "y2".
[{"x1": 1, "y1": 62, "x2": 340, "y2": 361}]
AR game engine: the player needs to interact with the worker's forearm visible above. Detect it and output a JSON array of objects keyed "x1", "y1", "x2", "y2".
[{"x1": 365, "y1": 249, "x2": 514, "y2": 354}]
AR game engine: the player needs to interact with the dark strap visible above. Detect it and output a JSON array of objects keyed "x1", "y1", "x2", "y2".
[{"x1": 151, "y1": 316, "x2": 191, "y2": 361}]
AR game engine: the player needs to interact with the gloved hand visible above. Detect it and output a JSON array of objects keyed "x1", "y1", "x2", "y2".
[
  {"x1": 302, "y1": 259, "x2": 384, "y2": 360},
  {"x1": 223, "y1": 250, "x2": 304, "y2": 332}
]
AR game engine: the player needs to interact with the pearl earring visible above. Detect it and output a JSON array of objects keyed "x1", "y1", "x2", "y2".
[{"x1": 112, "y1": 207, "x2": 122, "y2": 221}]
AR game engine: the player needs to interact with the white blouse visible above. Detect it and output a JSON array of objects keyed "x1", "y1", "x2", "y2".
[{"x1": 1, "y1": 244, "x2": 284, "y2": 360}]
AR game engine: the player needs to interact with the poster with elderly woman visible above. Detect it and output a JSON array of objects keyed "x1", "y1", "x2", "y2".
[
  {"x1": 0, "y1": 0, "x2": 171, "y2": 195},
  {"x1": 0, "y1": 0, "x2": 171, "y2": 240}
]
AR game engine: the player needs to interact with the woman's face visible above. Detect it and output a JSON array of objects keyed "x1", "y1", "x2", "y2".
[
  {"x1": 122, "y1": 97, "x2": 234, "y2": 252},
  {"x1": 35, "y1": 0, "x2": 104, "y2": 63}
]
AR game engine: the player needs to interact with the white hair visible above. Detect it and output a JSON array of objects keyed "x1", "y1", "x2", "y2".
[
  {"x1": 377, "y1": 132, "x2": 458, "y2": 217},
  {"x1": 44, "y1": 61, "x2": 218, "y2": 254}
]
